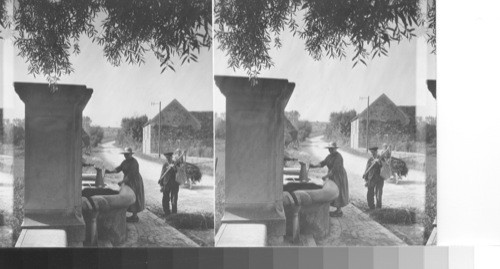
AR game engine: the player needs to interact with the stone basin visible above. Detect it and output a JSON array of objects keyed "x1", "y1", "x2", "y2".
[
  {"x1": 82, "y1": 187, "x2": 118, "y2": 198},
  {"x1": 283, "y1": 180, "x2": 339, "y2": 242},
  {"x1": 81, "y1": 186, "x2": 136, "y2": 246}
]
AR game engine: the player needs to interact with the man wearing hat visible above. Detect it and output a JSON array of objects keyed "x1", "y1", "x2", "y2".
[
  {"x1": 105, "y1": 147, "x2": 145, "y2": 222},
  {"x1": 158, "y1": 152, "x2": 180, "y2": 216},
  {"x1": 363, "y1": 146, "x2": 384, "y2": 209},
  {"x1": 310, "y1": 142, "x2": 350, "y2": 217}
]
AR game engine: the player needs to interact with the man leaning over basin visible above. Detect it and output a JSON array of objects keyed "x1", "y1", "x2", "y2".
[{"x1": 105, "y1": 147, "x2": 146, "y2": 222}]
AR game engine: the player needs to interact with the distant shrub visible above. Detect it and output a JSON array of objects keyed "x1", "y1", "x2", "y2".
[
  {"x1": 325, "y1": 110, "x2": 357, "y2": 144},
  {"x1": 89, "y1": 126, "x2": 104, "y2": 147},
  {"x1": 116, "y1": 130, "x2": 142, "y2": 151},
  {"x1": 121, "y1": 115, "x2": 149, "y2": 143},
  {"x1": 215, "y1": 118, "x2": 226, "y2": 139},
  {"x1": 297, "y1": 120, "x2": 312, "y2": 142},
  {"x1": 116, "y1": 115, "x2": 148, "y2": 150},
  {"x1": 3, "y1": 119, "x2": 26, "y2": 148}
]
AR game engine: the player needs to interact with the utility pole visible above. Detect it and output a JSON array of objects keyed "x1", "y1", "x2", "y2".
[
  {"x1": 152, "y1": 101, "x2": 162, "y2": 158},
  {"x1": 360, "y1": 96, "x2": 370, "y2": 152}
]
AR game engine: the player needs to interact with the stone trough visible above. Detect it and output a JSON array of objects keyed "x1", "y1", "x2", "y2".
[
  {"x1": 81, "y1": 186, "x2": 136, "y2": 246},
  {"x1": 282, "y1": 162, "x2": 339, "y2": 243},
  {"x1": 283, "y1": 180, "x2": 338, "y2": 243}
]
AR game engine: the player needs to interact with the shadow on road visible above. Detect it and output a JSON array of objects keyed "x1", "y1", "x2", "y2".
[
  {"x1": 183, "y1": 185, "x2": 214, "y2": 190},
  {"x1": 388, "y1": 180, "x2": 424, "y2": 186}
]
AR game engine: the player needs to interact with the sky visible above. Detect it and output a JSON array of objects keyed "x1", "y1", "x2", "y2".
[
  {"x1": 213, "y1": 27, "x2": 437, "y2": 122},
  {"x1": 1, "y1": 35, "x2": 213, "y2": 127}
]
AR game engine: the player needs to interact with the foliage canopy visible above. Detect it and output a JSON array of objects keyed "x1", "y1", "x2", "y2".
[
  {"x1": 1, "y1": 0, "x2": 212, "y2": 85},
  {"x1": 215, "y1": 0, "x2": 435, "y2": 78}
]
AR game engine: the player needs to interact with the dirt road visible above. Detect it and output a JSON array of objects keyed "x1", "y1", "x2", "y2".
[
  {"x1": 98, "y1": 141, "x2": 214, "y2": 216},
  {"x1": 302, "y1": 136, "x2": 425, "y2": 210}
]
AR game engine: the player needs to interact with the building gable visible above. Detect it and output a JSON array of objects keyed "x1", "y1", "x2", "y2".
[
  {"x1": 353, "y1": 94, "x2": 410, "y2": 125},
  {"x1": 146, "y1": 99, "x2": 201, "y2": 130}
]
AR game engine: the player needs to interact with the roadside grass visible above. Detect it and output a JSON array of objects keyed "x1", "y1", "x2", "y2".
[
  {"x1": 0, "y1": 144, "x2": 16, "y2": 246},
  {"x1": 146, "y1": 202, "x2": 214, "y2": 231},
  {"x1": 141, "y1": 196, "x2": 214, "y2": 231},
  {"x1": 11, "y1": 153, "x2": 25, "y2": 246},
  {"x1": 0, "y1": 210, "x2": 13, "y2": 247},
  {"x1": 369, "y1": 208, "x2": 417, "y2": 225},
  {"x1": 424, "y1": 175, "x2": 437, "y2": 244},
  {"x1": 351, "y1": 198, "x2": 420, "y2": 225},
  {"x1": 351, "y1": 197, "x2": 425, "y2": 245},
  {"x1": 165, "y1": 213, "x2": 214, "y2": 230},
  {"x1": 146, "y1": 202, "x2": 214, "y2": 246},
  {"x1": 214, "y1": 139, "x2": 225, "y2": 234}
]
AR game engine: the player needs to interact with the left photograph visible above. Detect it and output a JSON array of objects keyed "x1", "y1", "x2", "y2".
[{"x1": 0, "y1": 1, "x2": 213, "y2": 247}]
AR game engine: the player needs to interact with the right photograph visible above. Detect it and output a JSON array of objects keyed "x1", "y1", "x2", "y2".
[{"x1": 213, "y1": 0, "x2": 436, "y2": 247}]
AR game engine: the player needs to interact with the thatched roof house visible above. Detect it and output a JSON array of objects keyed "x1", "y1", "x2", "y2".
[
  {"x1": 350, "y1": 94, "x2": 415, "y2": 149},
  {"x1": 145, "y1": 99, "x2": 201, "y2": 130},
  {"x1": 142, "y1": 99, "x2": 212, "y2": 154},
  {"x1": 353, "y1": 94, "x2": 410, "y2": 125}
]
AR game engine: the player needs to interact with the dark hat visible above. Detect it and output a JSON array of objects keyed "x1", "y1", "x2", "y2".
[
  {"x1": 369, "y1": 146, "x2": 379, "y2": 151},
  {"x1": 163, "y1": 152, "x2": 174, "y2": 157},
  {"x1": 120, "y1": 147, "x2": 134, "y2": 154},
  {"x1": 325, "y1": 142, "x2": 339, "y2": 149}
]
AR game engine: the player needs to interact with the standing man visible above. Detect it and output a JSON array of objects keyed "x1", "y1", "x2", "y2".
[
  {"x1": 158, "y1": 152, "x2": 180, "y2": 216},
  {"x1": 363, "y1": 146, "x2": 384, "y2": 209}
]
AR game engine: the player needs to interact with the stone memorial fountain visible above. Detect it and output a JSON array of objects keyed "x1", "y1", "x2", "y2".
[
  {"x1": 15, "y1": 82, "x2": 92, "y2": 246},
  {"x1": 15, "y1": 82, "x2": 136, "y2": 247},
  {"x1": 215, "y1": 76, "x2": 338, "y2": 246}
]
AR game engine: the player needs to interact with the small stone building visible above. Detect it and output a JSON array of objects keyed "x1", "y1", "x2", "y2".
[
  {"x1": 142, "y1": 99, "x2": 212, "y2": 154},
  {"x1": 350, "y1": 94, "x2": 415, "y2": 149}
]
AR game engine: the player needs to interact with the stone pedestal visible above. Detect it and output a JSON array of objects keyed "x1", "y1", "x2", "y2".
[
  {"x1": 215, "y1": 76, "x2": 294, "y2": 238},
  {"x1": 15, "y1": 82, "x2": 93, "y2": 244}
]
